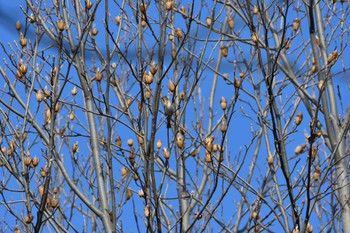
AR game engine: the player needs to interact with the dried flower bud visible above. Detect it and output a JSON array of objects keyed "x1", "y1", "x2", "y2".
[
  {"x1": 176, "y1": 133, "x2": 184, "y2": 149},
  {"x1": 16, "y1": 20, "x2": 22, "y2": 31},
  {"x1": 220, "y1": 97, "x2": 227, "y2": 110},
  {"x1": 294, "y1": 112, "x2": 303, "y2": 125},
  {"x1": 206, "y1": 17, "x2": 212, "y2": 27},
  {"x1": 150, "y1": 61, "x2": 158, "y2": 75},
  {"x1": 143, "y1": 71, "x2": 153, "y2": 84},
  {"x1": 36, "y1": 89, "x2": 45, "y2": 102},
  {"x1": 317, "y1": 80, "x2": 324, "y2": 90},
  {"x1": 168, "y1": 79, "x2": 175, "y2": 92},
  {"x1": 40, "y1": 167, "x2": 47, "y2": 177},
  {"x1": 32, "y1": 156, "x2": 39, "y2": 166},
  {"x1": 163, "y1": 147, "x2": 170, "y2": 159},
  {"x1": 220, "y1": 45, "x2": 228, "y2": 57},
  {"x1": 19, "y1": 32, "x2": 27, "y2": 47},
  {"x1": 24, "y1": 213, "x2": 34, "y2": 224},
  {"x1": 95, "y1": 68, "x2": 103, "y2": 81},
  {"x1": 166, "y1": 0, "x2": 173, "y2": 10},
  {"x1": 306, "y1": 222, "x2": 313, "y2": 232},
  {"x1": 327, "y1": 50, "x2": 338, "y2": 64},
  {"x1": 127, "y1": 139, "x2": 134, "y2": 147},
  {"x1": 72, "y1": 141, "x2": 79, "y2": 153},
  {"x1": 144, "y1": 205, "x2": 150, "y2": 217},
  {"x1": 267, "y1": 154, "x2": 274, "y2": 164},
  {"x1": 24, "y1": 156, "x2": 31, "y2": 166},
  {"x1": 294, "y1": 143, "x2": 307, "y2": 154},
  {"x1": 115, "y1": 135, "x2": 122, "y2": 147},
  {"x1": 57, "y1": 19, "x2": 65, "y2": 31},
  {"x1": 234, "y1": 77, "x2": 241, "y2": 88},
  {"x1": 156, "y1": 139, "x2": 162, "y2": 149},
  {"x1": 121, "y1": 167, "x2": 128, "y2": 177},
  {"x1": 180, "y1": 6, "x2": 188, "y2": 18},
  {"x1": 293, "y1": 18, "x2": 300, "y2": 31},
  {"x1": 139, "y1": 2, "x2": 148, "y2": 13},
  {"x1": 85, "y1": 0, "x2": 93, "y2": 9},
  {"x1": 126, "y1": 188, "x2": 133, "y2": 200},
  {"x1": 205, "y1": 152, "x2": 212, "y2": 162},
  {"x1": 175, "y1": 28, "x2": 183, "y2": 39},
  {"x1": 227, "y1": 17, "x2": 234, "y2": 29},
  {"x1": 253, "y1": 5, "x2": 259, "y2": 14},
  {"x1": 71, "y1": 86, "x2": 78, "y2": 95},
  {"x1": 50, "y1": 196, "x2": 59, "y2": 208},
  {"x1": 115, "y1": 15, "x2": 121, "y2": 25},
  {"x1": 68, "y1": 110, "x2": 75, "y2": 120},
  {"x1": 251, "y1": 32, "x2": 259, "y2": 43}
]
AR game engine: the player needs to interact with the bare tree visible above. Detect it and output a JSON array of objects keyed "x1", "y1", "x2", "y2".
[{"x1": 0, "y1": 0, "x2": 350, "y2": 232}]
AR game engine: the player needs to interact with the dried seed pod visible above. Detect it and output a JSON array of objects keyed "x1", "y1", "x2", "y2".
[
  {"x1": 205, "y1": 152, "x2": 212, "y2": 162},
  {"x1": 133, "y1": 173, "x2": 139, "y2": 180},
  {"x1": 54, "y1": 102, "x2": 61, "y2": 112},
  {"x1": 234, "y1": 77, "x2": 241, "y2": 88},
  {"x1": 156, "y1": 139, "x2": 162, "y2": 149},
  {"x1": 179, "y1": 92, "x2": 185, "y2": 100},
  {"x1": 24, "y1": 156, "x2": 31, "y2": 166},
  {"x1": 327, "y1": 50, "x2": 338, "y2": 64},
  {"x1": 38, "y1": 186, "x2": 44, "y2": 197},
  {"x1": 40, "y1": 167, "x2": 47, "y2": 177},
  {"x1": 317, "y1": 80, "x2": 324, "y2": 90},
  {"x1": 150, "y1": 61, "x2": 157, "y2": 75},
  {"x1": 239, "y1": 71, "x2": 245, "y2": 78},
  {"x1": 306, "y1": 222, "x2": 313, "y2": 232},
  {"x1": 251, "y1": 32, "x2": 259, "y2": 43},
  {"x1": 143, "y1": 71, "x2": 153, "y2": 84},
  {"x1": 16, "y1": 70, "x2": 23, "y2": 79},
  {"x1": 138, "y1": 189, "x2": 145, "y2": 197},
  {"x1": 16, "y1": 20, "x2": 22, "y2": 30},
  {"x1": 180, "y1": 6, "x2": 188, "y2": 17},
  {"x1": 206, "y1": 17, "x2": 212, "y2": 27},
  {"x1": 85, "y1": 0, "x2": 93, "y2": 9},
  {"x1": 253, "y1": 5, "x2": 259, "y2": 14},
  {"x1": 311, "y1": 147, "x2": 318, "y2": 159},
  {"x1": 251, "y1": 211, "x2": 260, "y2": 220},
  {"x1": 293, "y1": 18, "x2": 300, "y2": 31},
  {"x1": 139, "y1": 2, "x2": 148, "y2": 12},
  {"x1": 227, "y1": 17, "x2": 234, "y2": 29},
  {"x1": 138, "y1": 135, "x2": 144, "y2": 144},
  {"x1": 51, "y1": 196, "x2": 59, "y2": 208},
  {"x1": 205, "y1": 136, "x2": 215, "y2": 151},
  {"x1": 44, "y1": 108, "x2": 51, "y2": 125},
  {"x1": 72, "y1": 141, "x2": 79, "y2": 153},
  {"x1": 144, "y1": 205, "x2": 150, "y2": 217},
  {"x1": 126, "y1": 188, "x2": 133, "y2": 200},
  {"x1": 24, "y1": 213, "x2": 34, "y2": 224},
  {"x1": 115, "y1": 15, "x2": 121, "y2": 25},
  {"x1": 223, "y1": 73, "x2": 229, "y2": 80},
  {"x1": 220, "y1": 121, "x2": 227, "y2": 132},
  {"x1": 127, "y1": 139, "x2": 134, "y2": 147},
  {"x1": 220, "y1": 97, "x2": 227, "y2": 110},
  {"x1": 32, "y1": 156, "x2": 39, "y2": 166},
  {"x1": 36, "y1": 89, "x2": 45, "y2": 102},
  {"x1": 168, "y1": 79, "x2": 175, "y2": 92},
  {"x1": 71, "y1": 86, "x2": 78, "y2": 95},
  {"x1": 19, "y1": 32, "x2": 27, "y2": 47},
  {"x1": 175, "y1": 28, "x2": 183, "y2": 39},
  {"x1": 68, "y1": 110, "x2": 75, "y2": 120},
  {"x1": 163, "y1": 147, "x2": 170, "y2": 159},
  {"x1": 267, "y1": 154, "x2": 274, "y2": 164},
  {"x1": 294, "y1": 143, "x2": 307, "y2": 154},
  {"x1": 220, "y1": 45, "x2": 228, "y2": 57},
  {"x1": 176, "y1": 133, "x2": 184, "y2": 149},
  {"x1": 292, "y1": 225, "x2": 300, "y2": 233},
  {"x1": 115, "y1": 135, "x2": 122, "y2": 147},
  {"x1": 166, "y1": 0, "x2": 173, "y2": 10},
  {"x1": 121, "y1": 167, "x2": 128, "y2": 177},
  {"x1": 95, "y1": 68, "x2": 103, "y2": 81},
  {"x1": 57, "y1": 19, "x2": 65, "y2": 31},
  {"x1": 19, "y1": 63, "x2": 28, "y2": 74},
  {"x1": 294, "y1": 112, "x2": 303, "y2": 125}
]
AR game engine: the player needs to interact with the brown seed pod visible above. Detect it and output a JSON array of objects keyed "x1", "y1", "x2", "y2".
[
  {"x1": 138, "y1": 189, "x2": 145, "y2": 197},
  {"x1": 234, "y1": 77, "x2": 241, "y2": 88},
  {"x1": 293, "y1": 18, "x2": 300, "y2": 31},
  {"x1": 294, "y1": 143, "x2": 307, "y2": 154},
  {"x1": 317, "y1": 80, "x2": 324, "y2": 90},
  {"x1": 72, "y1": 141, "x2": 79, "y2": 153},
  {"x1": 206, "y1": 17, "x2": 212, "y2": 27},
  {"x1": 85, "y1": 0, "x2": 93, "y2": 9},
  {"x1": 150, "y1": 61, "x2": 157, "y2": 75},
  {"x1": 54, "y1": 102, "x2": 61, "y2": 112},
  {"x1": 163, "y1": 147, "x2": 170, "y2": 159},
  {"x1": 175, "y1": 28, "x2": 183, "y2": 39},
  {"x1": 156, "y1": 139, "x2": 162, "y2": 149},
  {"x1": 68, "y1": 110, "x2": 75, "y2": 120},
  {"x1": 16, "y1": 20, "x2": 22, "y2": 31},
  {"x1": 176, "y1": 133, "x2": 184, "y2": 149},
  {"x1": 205, "y1": 152, "x2": 212, "y2": 163},
  {"x1": 143, "y1": 71, "x2": 153, "y2": 84},
  {"x1": 57, "y1": 19, "x2": 65, "y2": 31},
  {"x1": 127, "y1": 139, "x2": 134, "y2": 147},
  {"x1": 51, "y1": 196, "x2": 59, "y2": 208},
  {"x1": 126, "y1": 188, "x2": 133, "y2": 200},
  {"x1": 36, "y1": 89, "x2": 45, "y2": 102},
  {"x1": 166, "y1": 0, "x2": 173, "y2": 10},
  {"x1": 32, "y1": 156, "x2": 39, "y2": 166},
  {"x1": 44, "y1": 108, "x2": 51, "y2": 125},
  {"x1": 115, "y1": 15, "x2": 121, "y2": 25},
  {"x1": 121, "y1": 167, "x2": 128, "y2": 177},
  {"x1": 294, "y1": 112, "x2": 303, "y2": 125},
  {"x1": 227, "y1": 17, "x2": 234, "y2": 29},
  {"x1": 267, "y1": 154, "x2": 274, "y2": 164},
  {"x1": 311, "y1": 147, "x2": 318, "y2": 159},
  {"x1": 251, "y1": 211, "x2": 260, "y2": 220},
  {"x1": 139, "y1": 2, "x2": 148, "y2": 12},
  {"x1": 115, "y1": 135, "x2": 122, "y2": 147},
  {"x1": 19, "y1": 63, "x2": 28, "y2": 74},
  {"x1": 220, "y1": 97, "x2": 227, "y2": 110},
  {"x1": 220, "y1": 121, "x2": 227, "y2": 132},
  {"x1": 306, "y1": 222, "x2": 313, "y2": 232},
  {"x1": 144, "y1": 205, "x2": 150, "y2": 217},
  {"x1": 327, "y1": 50, "x2": 338, "y2": 64},
  {"x1": 24, "y1": 213, "x2": 34, "y2": 224},
  {"x1": 71, "y1": 86, "x2": 78, "y2": 95},
  {"x1": 40, "y1": 167, "x2": 47, "y2": 177},
  {"x1": 180, "y1": 6, "x2": 188, "y2": 17},
  {"x1": 24, "y1": 156, "x2": 31, "y2": 166},
  {"x1": 220, "y1": 45, "x2": 228, "y2": 57},
  {"x1": 95, "y1": 69, "x2": 103, "y2": 81},
  {"x1": 168, "y1": 79, "x2": 175, "y2": 92},
  {"x1": 253, "y1": 5, "x2": 259, "y2": 14},
  {"x1": 251, "y1": 32, "x2": 259, "y2": 43},
  {"x1": 19, "y1": 33, "x2": 27, "y2": 47}
]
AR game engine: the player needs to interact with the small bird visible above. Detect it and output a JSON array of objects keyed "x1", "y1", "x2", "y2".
[{"x1": 161, "y1": 96, "x2": 174, "y2": 128}]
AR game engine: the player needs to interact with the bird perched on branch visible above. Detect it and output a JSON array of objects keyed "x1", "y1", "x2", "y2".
[{"x1": 161, "y1": 96, "x2": 175, "y2": 128}]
